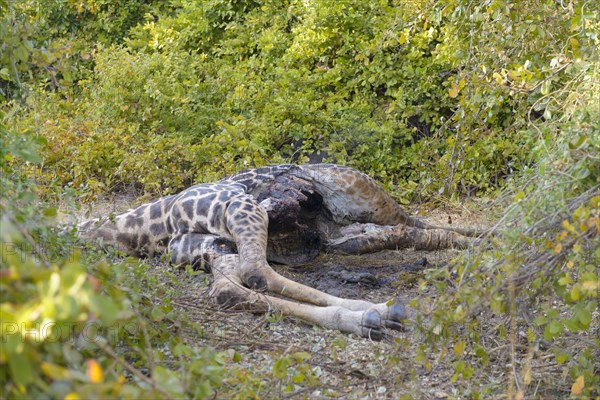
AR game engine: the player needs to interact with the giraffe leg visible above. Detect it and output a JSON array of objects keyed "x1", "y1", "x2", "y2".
[
  {"x1": 168, "y1": 233, "x2": 237, "y2": 272},
  {"x1": 169, "y1": 227, "x2": 408, "y2": 335},
  {"x1": 223, "y1": 197, "x2": 405, "y2": 316},
  {"x1": 220, "y1": 260, "x2": 407, "y2": 331},
  {"x1": 209, "y1": 253, "x2": 390, "y2": 340},
  {"x1": 326, "y1": 223, "x2": 474, "y2": 254}
]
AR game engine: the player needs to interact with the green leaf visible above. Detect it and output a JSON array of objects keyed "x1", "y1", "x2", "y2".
[
  {"x1": 555, "y1": 351, "x2": 570, "y2": 364},
  {"x1": 558, "y1": 274, "x2": 573, "y2": 286},
  {"x1": 543, "y1": 320, "x2": 563, "y2": 340},
  {"x1": 540, "y1": 80, "x2": 551, "y2": 95},
  {"x1": 273, "y1": 357, "x2": 291, "y2": 379},
  {"x1": 0, "y1": 67, "x2": 13, "y2": 82},
  {"x1": 152, "y1": 366, "x2": 184, "y2": 396},
  {"x1": 514, "y1": 190, "x2": 525, "y2": 202},
  {"x1": 568, "y1": 135, "x2": 587, "y2": 149},
  {"x1": 150, "y1": 306, "x2": 166, "y2": 322},
  {"x1": 44, "y1": 207, "x2": 57, "y2": 217},
  {"x1": 9, "y1": 351, "x2": 33, "y2": 387},
  {"x1": 548, "y1": 321, "x2": 562, "y2": 334},
  {"x1": 293, "y1": 351, "x2": 311, "y2": 362},
  {"x1": 563, "y1": 318, "x2": 581, "y2": 333},
  {"x1": 89, "y1": 295, "x2": 120, "y2": 325},
  {"x1": 577, "y1": 307, "x2": 591, "y2": 327}
]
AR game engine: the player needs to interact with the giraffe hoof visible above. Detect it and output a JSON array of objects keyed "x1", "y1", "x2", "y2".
[
  {"x1": 361, "y1": 309, "x2": 383, "y2": 341},
  {"x1": 245, "y1": 274, "x2": 268, "y2": 292},
  {"x1": 383, "y1": 298, "x2": 407, "y2": 331}
]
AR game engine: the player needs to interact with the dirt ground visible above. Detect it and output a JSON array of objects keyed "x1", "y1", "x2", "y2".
[
  {"x1": 72, "y1": 194, "x2": 583, "y2": 398},
  {"x1": 164, "y1": 204, "x2": 494, "y2": 399},
  {"x1": 171, "y1": 248, "x2": 463, "y2": 399},
  {"x1": 70, "y1": 196, "x2": 505, "y2": 398}
]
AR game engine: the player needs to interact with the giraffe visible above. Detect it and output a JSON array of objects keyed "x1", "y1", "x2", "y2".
[{"x1": 77, "y1": 164, "x2": 484, "y2": 340}]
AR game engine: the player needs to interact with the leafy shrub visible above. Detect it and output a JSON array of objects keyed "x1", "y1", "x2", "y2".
[
  {"x1": 410, "y1": 1, "x2": 600, "y2": 394},
  {"x1": 416, "y1": 120, "x2": 599, "y2": 397},
  {"x1": 8, "y1": 0, "x2": 566, "y2": 200},
  {"x1": 0, "y1": 118, "x2": 227, "y2": 398}
]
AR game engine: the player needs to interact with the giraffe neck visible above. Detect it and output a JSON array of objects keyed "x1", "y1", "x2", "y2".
[{"x1": 78, "y1": 195, "x2": 175, "y2": 257}]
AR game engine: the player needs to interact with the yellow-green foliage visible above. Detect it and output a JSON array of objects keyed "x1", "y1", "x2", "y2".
[
  {"x1": 2, "y1": 0, "x2": 599, "y2": 397},
  {"x1": 0, "y1": 122, "x2": 227, "y2": 398},
  {"x1": 9, "y1": 0, "x2": 590, "y2": 200}
]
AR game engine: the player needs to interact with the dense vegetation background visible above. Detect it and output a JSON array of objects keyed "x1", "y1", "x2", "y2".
[{"x1": 1, "y1": 0, "x2": 598, "y2": 398}]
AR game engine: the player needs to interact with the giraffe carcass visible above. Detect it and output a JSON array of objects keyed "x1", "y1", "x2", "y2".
[{"x1": 76, "y1": 164, "x2": 483, "y2": 339}]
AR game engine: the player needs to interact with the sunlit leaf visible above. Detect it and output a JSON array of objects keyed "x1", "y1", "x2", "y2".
[
  {"x1": 454, "y1": 340, "x2": 466, "y2": 356},
  {"x1": 86, "y1": 359, "x2": 103, "y2": 383},
  {"x1": 449, "y1": 82, "x2": 459, "y2": 98},
  {"x1": 571, "y1": 375, "x2": 584, "y2": 395}
]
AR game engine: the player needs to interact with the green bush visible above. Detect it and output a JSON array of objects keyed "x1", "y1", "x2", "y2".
[
  {"x1": 411, "y1": 5, "x2": 600, "y2": 392},
  {"x1": 8, "y1": 0, "x2": 569, "y2": 199},
  {"x1": 0, "y1": 119, "x2": 227, "y2": 398},
  {"x1": 416, "y1": 114, "x2": 599, "y2": 396}
]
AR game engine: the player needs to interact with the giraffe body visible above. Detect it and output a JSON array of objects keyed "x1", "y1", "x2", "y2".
[{"x1": 78, "y1": 164, "x2": 480, "y2": 339}]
